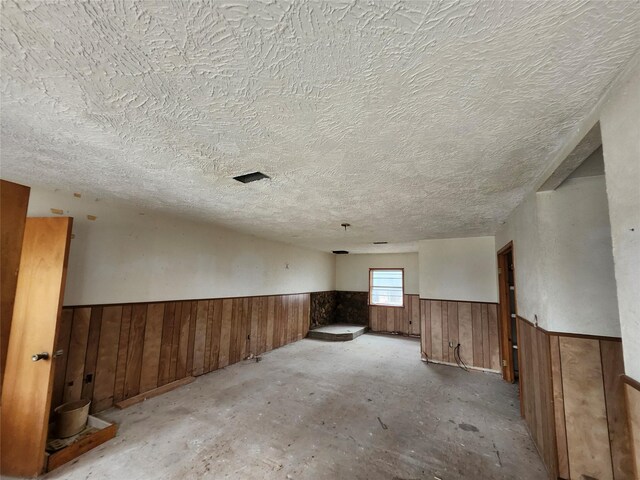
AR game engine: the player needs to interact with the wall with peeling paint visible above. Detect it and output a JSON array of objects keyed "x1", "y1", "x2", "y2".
[{"x1": 26, "y1": 187, "x2": 336, "y2": 306}]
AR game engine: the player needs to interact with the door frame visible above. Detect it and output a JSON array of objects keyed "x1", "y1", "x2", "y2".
[{"x1": 497, "y1": 241, "x2": 517, "y2": 383}]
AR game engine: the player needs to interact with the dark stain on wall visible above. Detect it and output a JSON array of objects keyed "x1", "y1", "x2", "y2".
[
  {"x1": 310, "y1": 291, "x2": 337, "y2": 326},
  {"x1": 335, "y1": 291, "x2": 369, "y2": 325}
]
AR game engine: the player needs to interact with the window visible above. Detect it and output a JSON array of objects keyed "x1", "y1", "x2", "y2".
[{"x1": 369, "y1": 268, "x2": 404, "y2": 307}]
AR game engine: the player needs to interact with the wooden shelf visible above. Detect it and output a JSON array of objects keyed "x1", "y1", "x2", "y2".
[{"x1": 45, "y1": 416, "x2": 117, "y2": 473}]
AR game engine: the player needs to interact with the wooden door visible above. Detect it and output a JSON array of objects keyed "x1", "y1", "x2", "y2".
[
  {"x1": 1, "y1": 217, "x2": 73, "y2": 477},
  {"x1": 0, "y1": 180, "x2": 30, "y2": 394}
]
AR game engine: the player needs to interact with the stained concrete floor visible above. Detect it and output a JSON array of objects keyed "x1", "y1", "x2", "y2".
[{"x1": 45, "y1": 334, "x2": 546, "y2": 480}]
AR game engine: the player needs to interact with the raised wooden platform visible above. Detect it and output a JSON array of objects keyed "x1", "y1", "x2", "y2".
[{"x1": 307, "y1": 324, "x2": 368, "y2": 341}]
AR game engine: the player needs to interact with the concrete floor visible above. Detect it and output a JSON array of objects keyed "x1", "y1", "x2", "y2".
[{"x1": 45, "y1": 334, "x2": 546, "y2": 480}]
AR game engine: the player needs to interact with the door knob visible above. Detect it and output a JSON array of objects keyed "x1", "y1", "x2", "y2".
[{"x1": 31, "y1": 352, "x2": 49, "y2": 362}]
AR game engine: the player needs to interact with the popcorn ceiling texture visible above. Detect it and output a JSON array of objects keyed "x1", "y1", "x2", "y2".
[{"x1": 1, "y1": 1, "x2": 639, "y2": 253}]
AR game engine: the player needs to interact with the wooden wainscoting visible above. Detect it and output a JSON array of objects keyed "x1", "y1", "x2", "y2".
[
  {"x1": 52, "y1": 294, "x2": 310, "y2": 414},
  {"x1": 622, "y1": 376, "x2": 640, "y2": 479},
  {"x1": 369, "y1": 294, "x2": 420, "y2": 336},
  {"x1": 518, "y1": 316, "x2": 633, "y2": 480},
  {"x1": 517, "y1": 317, "x2": 557, "y2": 478},
  {"x1": 420, "y1": 299, "x2": 500, "y2": 371}
]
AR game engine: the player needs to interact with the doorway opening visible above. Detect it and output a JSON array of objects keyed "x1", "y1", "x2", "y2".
[{"x1": 497, "y1": 242, "x2": 518, "y2": 384}]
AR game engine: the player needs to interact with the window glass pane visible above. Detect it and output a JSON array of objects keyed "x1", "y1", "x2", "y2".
[{"x1": 370, "y1": 269, "x2": 403, "y2": 306}]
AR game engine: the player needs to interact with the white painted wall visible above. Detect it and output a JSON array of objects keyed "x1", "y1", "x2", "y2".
[
  {"x1": 27, "y1": 187, "x2": 335, "y2": 306},
  {"x1": 538, "y1": 176, "x2": 619, "y2": 336},
  {"x1": 495, "y1": 192, "x2": 547, "y2": 327},
  {"x1": 418, "y1": 237, "x2": 498, "y2": 303},
  {"x1": 495, "y1": 176, "x2": 619, "y2": 336},
  {"x1": 600, "y1": 54, "x2": 640, "y2": 380},
  {"x1": 335, "y1": 253, "x2": 419, "y2": 294}
]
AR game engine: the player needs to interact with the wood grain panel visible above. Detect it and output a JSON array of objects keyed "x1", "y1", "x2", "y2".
[
  {"x1": 185, "y1": 301, "x2": 197, "y2": 376},
  {"x1": 63, "y1": 308, "x2": 91, "y2": 403},
  {"x1": 410, "y1": 296, "x2": 420, "y2": 335},
  {"x1": 0, "y1": 179, "x2": 30, "y2": 395},
  {"x1": 625, "y1": 384, "x2": 640, "y2": 480},
  {"x1": 113, "y1": 305, "x2": 132, "y2": 403},
  {"x1": 487, "y1": 304, "x2": 500, "y2": 371},
  {"x1": 218, "y1": 299, "x2": 232, "y2": 368},
  {"x1": 420, "y1": 299, "x2": 431, "y2": 358},
  {"x1": 447, "y1": 302, "x2": 458, "y2": 361},
  {"x1": 430, "y1": 301, "x2": 443, "y2": 360},
  {"x1": 91, "y1": 306, "x2": 122, "y2": 413},
  {"x1": 457, "y1": 303, "x2": 473, "y2": 366},
  {"x1": 192, "y1": 300, "x2": 208, "y2": 376},
  {"x1": 139, "y1": 303, "x2": 164, "y2": 392},
  {"x1": 418, "y1": 299, "x2": 499, "y2": 371},
  {"x1": 481, "y1": 305, "x2": 490, "y2": 369},
  {"x1": 157, "y1": 302, "x2": 176, "y2": 387},
  {"x1": 600, "y1": 340, "x2": 633, "y2": 479},
  {"x1": 560, "y1": 336, "x2": 612, "y2": 480},
  {"x1": 369, "y1": 295, "x2": 420, "y2": 336},
  {"x1": 471, "y1": 304, "x2": 483, "y2": 368},
  {"x1": 123, "y1": 304, "x2": 147, "y2": 399},
  {"x1": 550, "y1": 335, "x2": 569, "y2": 480},
  {"x1": 168, "y1": 302, "x2": 182, "y2": 382},
  {"x1": 176, "y1": 301, "x2": 191, "y2": 378},
  {"x1": 50, "y1": 309, "x2": 73, "y2": 415},
  {"x1": 518, "y1": 318, "x2": 557, "y2": 478},
  {"x1": 441, "y1": 302, "x2": 449, "y2": 362},
  {"x1": 58, "y1": 293, "x2": 311, "y2": 415},
  {"x1": 209, "y1": 300, "x2": 222, "y2": 371},
  {"x1": 81, "y1": 307, "x2": 103, "y2": 402},
  {"x1": 203, "y1": 300, "x2": 214, "y2": 373}
]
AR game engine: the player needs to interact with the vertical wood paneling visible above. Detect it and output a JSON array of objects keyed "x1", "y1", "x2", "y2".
[
  {"x1": 204, "y1": 300, "x2": 214, "y2": 373},
  {"x1": 186, "y1": 301, "x2": 197, "y2": 375},
  {"x1": 600, "y1": 340, "x2": 633, "y2": 480},
  {"x1": 471, "y1": 303, "x2": 483, "y2": 367},
  {"x1": 59, "y1": 294, "x2": 310, "y2": 414},
  {"x1": 113, "y1": 305, "x2": 132, "y2": 403},
  {"x1": 481, "y1": 305, "x2": 490, "y2": 369},
  {"x1": 168, "y1": 302, "x2": 182, "y2": 382},
  {"x1": 430, "y1": 301, "x2": 443, "y2": 360},
  {"x1": 518, "y1": 318, "x2": 557, "y2": 478},
  {"x1": 420, "y1": 299, "x2": 431, "y2": 358},
  {"x1": 176, "y1": 302, "x2": 191, "y2": 378},
  {"x1": 266, "y1": 296, "x2": 275, "y2": 352},
  {"x1": 560, "y1": 336, "x2": 612, "y2": 480},
  {"x1": 418, "y1": 300, "x2": 499, "y2": 372},
  {"x1": 81, "y1": 307, "x2": 103, "y2": 401},
  {"x1": 457, "y1": 302, "x2": 473, "y2": 366},
  {"x1": 91, "y1": 306, "x2": 122, "y2": 413},
  {"x1": 51, "y1": 309, "x2": 73, "y2": 414},
  {"x1": 488, "y1": 304, "x2": 500, "y2": 371},
  {"x1": 209, "y1": 300, "x2": 222, "y2": 371},
  {"x1": 63, "y1": 308, "x2": 91, "y2": 403},
  {"x1": 410, "y1": 296, "x2": 420, "y2": 335},
  {"x1": 441, "y1": 302, "x2": 449, "y2": 362},
  {"x1": 138, "y1": 303, "x2": 164, "y2": 392},
  {"x1": 447, "y1": 302, "x2": 458, "y2": 356},
  {"x1": 124, "y1": 304, "x2": 147, "y2": 399},
  {"x1": 191, "y1": 300, "x2": 208, "y2": 376},
  {"x1": 550, "y1": 335, "x2": 570, "y2": 480},
  {"x1": 157, "y1": 302, "x2": 176, "y2": 387},
  {"x1": 518, "y1": 318, "x2": 629, "y2": 480}
]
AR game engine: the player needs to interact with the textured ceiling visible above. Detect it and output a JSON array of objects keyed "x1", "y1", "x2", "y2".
[{"x1": 1, "y1": 1, "x2": 639, "y2": 253}]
